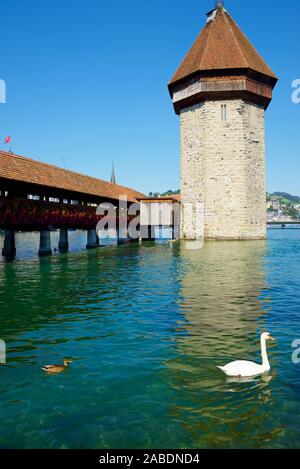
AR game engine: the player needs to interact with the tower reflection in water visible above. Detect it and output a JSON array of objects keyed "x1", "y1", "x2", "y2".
[{"x1": 165, "y1": 240, "x2": 282, "y2": 448}]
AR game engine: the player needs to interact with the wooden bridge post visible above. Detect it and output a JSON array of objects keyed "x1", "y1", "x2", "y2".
[
  {"x1": 38, "y1": 230, "x2": 52, "y2": 257},
  {"x1": 148, "y1": 225, "x2": 154, "y2": 240},
  {"x1": 139, "y1": 225, "x2": 154, "y2": 240},
  {"x1": 86, "y1": 229, "x2": 98, "y2": 249},
  {"x1": 2, "y1": 230, "x2": 16, "y2": 259},
  {"x1": 58, "y1": 229, "x2": 69, "y2": 252},
  {"x1": 117, "y1": 226, "x2": 128, "y2": 245},
  {"x1": 172, "y1": 203, "x2": 180, "y2": 240}
]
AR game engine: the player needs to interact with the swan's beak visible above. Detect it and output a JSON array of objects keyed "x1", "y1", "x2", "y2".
[{"x1": 269, "y1": 335, "x2": 276, "y2": 341}]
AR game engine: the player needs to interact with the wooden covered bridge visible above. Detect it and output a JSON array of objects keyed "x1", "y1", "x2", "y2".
[{"x1": 0, "y1": 150, "x2": 144, "y2": 258}]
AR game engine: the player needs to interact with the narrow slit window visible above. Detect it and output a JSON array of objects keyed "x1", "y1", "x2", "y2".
[{"x1": 221, "y1": 104, "x2": 227, "y2": 122}]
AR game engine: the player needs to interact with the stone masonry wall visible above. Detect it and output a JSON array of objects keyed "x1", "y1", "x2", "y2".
[{"x1": 180, "y1": 99, "x2": 266, "y2": 240}]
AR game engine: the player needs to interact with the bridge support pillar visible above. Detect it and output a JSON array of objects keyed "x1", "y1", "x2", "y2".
[
  {"x1": 117, "y1": 226, "x2": 128, "y2": 245},
  {"x1": 127, "y1": 226, "x2": 139, "y2": 243},
  {"x1": 172, "y1": 223, "x2": 180, "y2": 240},
  {"x1": 58, "y1": 229, "x2": 69, "y2": 252},
  {"x1": 2, "y1": 230, "x2": 16, "y2": 259},
  {"x1": 39, "y1": 230, "x2": 52, "y2": 257},
  {"x1": 140, "y1": 225, "x2": 155, "y2": 241},
  {"x1": 86, "y1": 229, "x2": 98, "y2": 249}
]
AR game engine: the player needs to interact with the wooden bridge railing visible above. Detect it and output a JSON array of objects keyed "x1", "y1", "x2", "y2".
[
  {"x1": 0, "y1": 196, "x2": 137, "y2": 231},
  {"x1": 0, "y1": 196, "x2": 140, "y2": 258}
]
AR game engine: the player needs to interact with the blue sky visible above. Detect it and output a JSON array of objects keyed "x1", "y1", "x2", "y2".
[{"x1": 0, "y1": 0, "x2": 299, "y2": 195}]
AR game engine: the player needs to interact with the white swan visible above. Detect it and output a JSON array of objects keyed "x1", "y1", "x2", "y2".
[{"x1": 218, "y1": 332, "x2": 275, "y2": 377}]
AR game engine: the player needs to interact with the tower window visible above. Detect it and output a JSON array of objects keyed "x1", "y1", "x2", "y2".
[{"x1": 221, "y1": 104, "x2": 228, "y2": 122}]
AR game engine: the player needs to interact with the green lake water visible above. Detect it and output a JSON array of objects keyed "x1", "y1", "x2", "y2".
[{"x1": 0, "y1": 230, "x2": 300, "y2": 448}]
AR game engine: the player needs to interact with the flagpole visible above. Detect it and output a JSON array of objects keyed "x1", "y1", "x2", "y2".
[{"x1": 3, "y1": 136, "x2": 13, "y2": 153}]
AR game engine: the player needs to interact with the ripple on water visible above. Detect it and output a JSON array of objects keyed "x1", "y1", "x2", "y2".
[{"x1": 0, "y1": 230, "x2": 300, "y2": 448}]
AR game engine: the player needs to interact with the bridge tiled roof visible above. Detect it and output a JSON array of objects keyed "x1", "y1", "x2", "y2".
[
  {"x1": 137, "y1": 195, "x2": 181, "y2": 203},
  {"x1": 0, "y1": 151, "x2": 144, "y2": 203},
  {"x1": 169, "y1": 5, "x2": 277, "y2": 87}
]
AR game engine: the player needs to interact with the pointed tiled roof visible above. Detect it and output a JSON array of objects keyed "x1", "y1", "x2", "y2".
[{"x1": 169, "y1": 5, "x2": 277, "y2": 86}]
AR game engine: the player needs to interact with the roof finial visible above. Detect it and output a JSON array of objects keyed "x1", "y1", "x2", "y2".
[
  {"x1": 207, "y1": 2, "x2": 224, "y2": 21},
  {"x1": 110, "y1": 160, "x2": 116, "y2": 184},
  {"x1": 215, "y1": 1, "x2": 224, "y2": 8}
]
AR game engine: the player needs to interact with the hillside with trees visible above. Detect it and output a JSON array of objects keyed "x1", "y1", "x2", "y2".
[
  {"x1": 268, "y1": 192, "x2": 300, "y2": 204},
  {"x1": 267, "y1": 192, "x2": 300, "y2": 220},
  {"x1": 148, "y1": 190, "x2": 180, "y2": 197}
]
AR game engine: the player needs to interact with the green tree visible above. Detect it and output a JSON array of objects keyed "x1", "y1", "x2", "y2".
[{"x1": 286, "y1": 207, "x2": 299, "y2": 220}]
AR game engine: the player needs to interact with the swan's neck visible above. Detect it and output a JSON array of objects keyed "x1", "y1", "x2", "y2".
[{"x1": 261, "y1": 338, "x2": 270, "y2": 369}]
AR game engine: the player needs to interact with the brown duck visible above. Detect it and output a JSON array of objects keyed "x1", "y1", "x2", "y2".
[{"x1": 42, "y1": 358, "x2": 72, "y2": 374}]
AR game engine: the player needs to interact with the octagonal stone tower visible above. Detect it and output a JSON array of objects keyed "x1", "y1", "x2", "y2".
[{"x1": 168, "y1": 3, "x2": 277, "y2": 240}]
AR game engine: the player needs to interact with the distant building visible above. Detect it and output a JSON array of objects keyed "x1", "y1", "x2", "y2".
[{"x1": 267, "y1": 198, "x2": 280, "y2": 210}]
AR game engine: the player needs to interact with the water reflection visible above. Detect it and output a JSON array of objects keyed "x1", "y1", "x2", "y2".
[
  {"x1": 172, "y1": 241, "x2": 271, "y2": 365},
  {"x1": 226, "y1": 372, "x2": 273, "y2": 386},
  {"x1": 163, "y1": 240, "x2": 284, "y2": 448},
  {"x1": 0, "y1": 233, "x2": 299, "y2": 448}
]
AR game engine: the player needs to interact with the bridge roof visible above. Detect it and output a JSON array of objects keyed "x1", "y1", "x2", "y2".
[
  {"x1": 0, "y1": 151, "x2": 144, "y2": 203},
  {"x1": 137, "y1": 195, "x2": 181, "y2": 203},
  {"x1": 169, "y1": 4, "x2": 277, "y2": 87}
]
